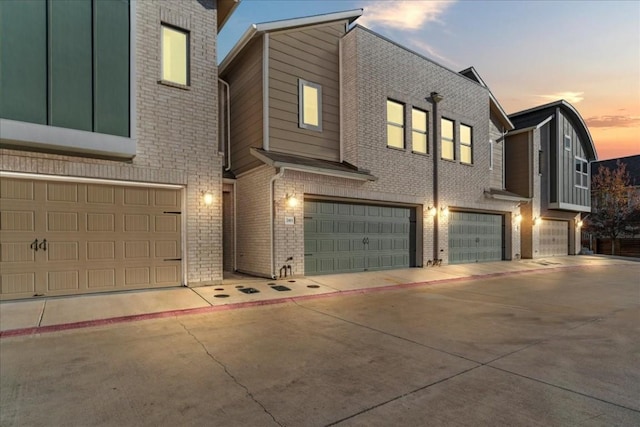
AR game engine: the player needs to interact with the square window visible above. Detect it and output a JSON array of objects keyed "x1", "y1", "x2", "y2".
[
  {"x1": 441, "y1": 118, "x2": 454, "y2": 160},
  {"x1": 387, "y1": 100, "x2": 404, "y2": 149},
  {"x1": 161, "y1": 25, "x2": 189, "y2": 86},
  {"x1": 412, "y1": 108, "x2": 428, "y2": 153},
  {"x1": 299, "y1": 79, "x2": 322, "y2": 131},
  {"x1": 460, "y1": 124, "x2": 473, "y2": 164}
]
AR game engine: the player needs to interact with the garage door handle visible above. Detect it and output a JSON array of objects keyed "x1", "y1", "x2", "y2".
[
  {"x1": 31, "y1": 239, "x2": 39, "y2": 252},
  {"x1": 39, "y1": 239, "x2": 47, "y2": 251},
  {"x1": 164, "y1": 258, "x2": 182, "y2": 261}
]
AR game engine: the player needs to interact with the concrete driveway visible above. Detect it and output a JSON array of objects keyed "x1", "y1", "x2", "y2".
[{"x1": 1, "y1": 263, "x2": 639, "y2": 426}]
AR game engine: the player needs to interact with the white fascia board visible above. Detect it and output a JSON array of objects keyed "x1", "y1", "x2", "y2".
[
  {"x1": 507, "y1": 115, "x2": 554, "y2": 136},
  {"x1": 219, "y1": 9, "x2": 363, "y2": 73}
]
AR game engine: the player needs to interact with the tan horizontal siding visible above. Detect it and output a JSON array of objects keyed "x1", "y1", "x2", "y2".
[{"x1": 225, "y1": 38, "x2": 264, "y2": 174}]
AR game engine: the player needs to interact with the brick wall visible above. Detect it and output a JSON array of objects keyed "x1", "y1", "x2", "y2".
[{"x1": 0, "y1": 0, "x2": 223, "y2": 285}]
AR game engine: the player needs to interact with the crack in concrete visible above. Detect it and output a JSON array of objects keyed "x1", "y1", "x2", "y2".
[
  {"x1": 294, "y1": 302, "x2": 640, "y2": 425},
  {"x1": 37, "y1": 300, "x2": 47, "y2": 327},
  {"x1": 178, "y1": 322, "x2": 284, "y2": 427}
]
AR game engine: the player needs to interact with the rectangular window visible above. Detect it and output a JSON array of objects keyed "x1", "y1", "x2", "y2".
[
  {"x1": 162, "y1": 24, "x2": 189, "y2": 86},
  {"x1": 387, "y1": 100, "x2": 404, "y2": 149},
  {"x1": 441, "y1": 118, "x2": 454, "y2": 160},
  {"x1": 298, "y1": 79, "x2": 322, "y2": 131},
  {"x1": 460, "y1": 124, "x2": 473, "y2": 164},
  {"x1": 411, "y1": 108, "x2": 428, "y2": 153},
  {"x1": 575, "y1": 157, "x2": 588, "y2": 188},
  {"x1": 564, "y1": 134, "x2": 571, "y2": 150}
]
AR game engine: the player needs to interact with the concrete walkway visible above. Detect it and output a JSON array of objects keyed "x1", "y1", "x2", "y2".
[{"x1": 1, "y1": 255, "x2": 637, "y2": 337}]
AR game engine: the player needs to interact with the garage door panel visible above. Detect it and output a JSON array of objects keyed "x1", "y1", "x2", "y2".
[
  {"x1": 1, "y1": 179, "x2": 182, "y2": 300},
  {"x1": 88, "y1": 269, "x2": 116, "y2": 288},
  {"x1": 1, "y1": 273, "x2": 35, "y2": 294},
  {"x1": 47, "y1": 270, "x2": 79, "y2": 291},
  {"x1": 47, "y1": 182, "x2": 78, "y2": 202},
  {"x1": 86, "y1": 185, "x2": 115, "y2": 204},
  {"x1": 1, "y1": 242, "x2": 35, "y2": 263},
  {"x1": 47, "y1": 242, "x2": 79, "y2": 261}
]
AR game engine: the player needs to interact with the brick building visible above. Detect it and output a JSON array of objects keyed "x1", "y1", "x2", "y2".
[
  {"x1": 0, "y1": 0, "x2": 239, "y2": 300},
  {"x1": 219, "y1": 10, "x2": 525, "y2": 278}
]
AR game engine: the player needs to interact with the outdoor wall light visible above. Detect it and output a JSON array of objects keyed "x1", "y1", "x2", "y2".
[
  {"x1": 533, "y1": 217, "x2": 542, "y2": 226},
  {"x1": 202, "y1": 192, "x2": 214, "y2": 206},
  {"x1": 440, "y1": 206, "x2": 449, "y2": 216},
  {"x1": 286, "y1": 194, "x2": 298, "y2": 208},
  {"x1": 428, "y1": 206, "x2": 437, "y2": 216},
  {"x1": 577, "y1": 220, "x2": 584, "y2": 228},
  {"x1": 515, "y1": 214, "x2": 522, "y2": 223}
]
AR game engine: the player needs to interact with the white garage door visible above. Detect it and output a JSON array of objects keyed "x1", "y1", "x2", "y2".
[
  {"x1": 0, "y1": 178, "x2": 182, "y2": 300},
  {"x1": 539, "y1": 220, "x2": 568, "y2": 257}
]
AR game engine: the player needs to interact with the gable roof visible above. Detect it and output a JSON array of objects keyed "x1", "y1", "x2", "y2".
[
  {"x1": 459, "y1": 67, "x2": 514, "y2": 131},
  {"x1": 219, "y1": 9, "x2": 363, "y2": 72},
  {"x1": 509, "y1": 100, "x2": 597, "y2": 161}
]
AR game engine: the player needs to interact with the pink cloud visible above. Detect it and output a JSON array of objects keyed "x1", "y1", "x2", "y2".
[
  {"x1": 359, "y1": 0, "x2": 456, "y2": 30},
  {"x1": 585, "y1": 115, "x2": 640, "y2": 128}
]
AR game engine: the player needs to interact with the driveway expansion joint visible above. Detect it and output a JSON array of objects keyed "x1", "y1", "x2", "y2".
[{"x1": 178, "y1": 321, "x2": 284, "y2": 427}]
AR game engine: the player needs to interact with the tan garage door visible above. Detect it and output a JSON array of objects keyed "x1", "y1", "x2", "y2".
[
  {"x1": 0, "y1": 178, "x2": 182, "y2": 300},
  {"x1": 539, "y1": 220, "x2": 568, "y2": 257}
]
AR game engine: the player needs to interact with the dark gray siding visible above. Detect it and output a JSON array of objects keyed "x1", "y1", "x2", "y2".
[
  {"x1": 268, "y1": 22, "x2": 344, "y2": 161},
  {"x1": 556, "y1": 111, "x2": 591, "y2": 208},
  {"x1": 224, "y1": 38, "x2": 264, "y2": 174}
]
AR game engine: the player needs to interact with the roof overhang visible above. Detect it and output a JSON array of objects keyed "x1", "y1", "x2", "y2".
[
  {"x1": 507, "y1": 115, "x2": 554, "y2": 136},
  {"x1": 217, "y1": 0, "x2": 240, "y2": 32},
  {"x1": 219, "y1": 9, "x2": 363, "y2": 72},
  {"x1": 484, "y1": 188, "x2": 531, "y2": 203},
  {"x1": 250, "y1": 147, "x2": 377, "y2": 181}
]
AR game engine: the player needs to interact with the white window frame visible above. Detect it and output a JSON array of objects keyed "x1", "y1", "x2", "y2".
[
  {"x1": 386, "y1": 99, "x2": 405, "y2": 149},
  {"x1": 564, "y1": 133, "x2": 571, "y2": 151},
  {"x1": 575, "y1": 156, "x2": 589, "y2": 188},
  {"x1": 298, "y1": 79, "x2": 322, "y2": 132},
  {"x1": 460, "y1": 124, "x2": 473, "y2": 164},
  {"x1": 411, "y1": 108, "x2": 428, "y2": 154},
  {"x1": 441, "y1": 117, "x2": 455, "y2": 160},
  {"x1": 161, "y1": 24, "x2": 190, "y2": 86}
]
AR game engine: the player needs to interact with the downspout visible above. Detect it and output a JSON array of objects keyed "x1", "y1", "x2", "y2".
[
  {"x1": 218, "y1": 78, "x2": 231, "y2": 171},
  {"x1": 233, "y1": 180, "x2": 237, "y2": 271},
  {"x1": 430, "y1": 92, "x2": 444, "y2": 260},
  {"x1": 269, "y1": 167, "x2": 286, "y2": 279},
  {"x1": 263, "y1": 34, "x2": 270, "y2": 151}
]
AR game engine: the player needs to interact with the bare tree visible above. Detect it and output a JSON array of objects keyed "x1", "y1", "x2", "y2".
[{"x1": 587, "y1": 160, "x2": 640, "y2": 255}]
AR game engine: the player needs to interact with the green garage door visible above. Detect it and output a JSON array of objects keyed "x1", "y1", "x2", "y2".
[
  {"x1": 449, "y1": 211, "x2": 503, "y2": 264},
  {"x1": 304, "y1": 200, "x2": 414, "y2": 275}
]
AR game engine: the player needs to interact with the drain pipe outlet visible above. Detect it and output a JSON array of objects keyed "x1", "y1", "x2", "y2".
[{"x1": 269, "y1": 168, "x2": 286, "y2": 279}]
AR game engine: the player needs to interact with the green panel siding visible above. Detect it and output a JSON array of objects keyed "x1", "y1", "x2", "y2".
[
  {"x1": 0, "y1": 0, "x2": 47, "y2": 124},
  {"x1": 94, "y1": 0, "x2": 129, "y2": 137},
  {"x1": 49, "y1": 0, "x2": 93, "y2": 131},
  {"x1": 448, "y1": 211, "x2": 503, "y2": 264},
  {"x1": 304, "y1": 200, "x2": 413, "y2": 275}
]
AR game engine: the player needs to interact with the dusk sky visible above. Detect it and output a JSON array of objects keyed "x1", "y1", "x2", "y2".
[{"x1": 219, "y1": 0, "x2": 640, "y2": 161}]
